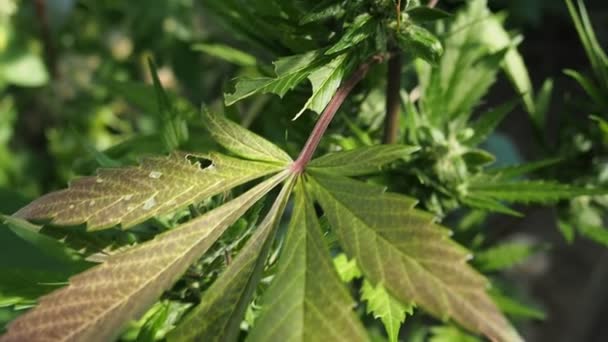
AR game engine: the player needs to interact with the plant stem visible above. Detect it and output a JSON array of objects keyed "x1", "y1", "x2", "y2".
[
  {"x1": 383, "y1": 53, "x2": 402, "y2": 144},
  {"x1": 291, "y1": 54, "x2": 388, "y2": 174},
  {"x1": 428, "y1": 0, "x2": 439, "y2": 8}
]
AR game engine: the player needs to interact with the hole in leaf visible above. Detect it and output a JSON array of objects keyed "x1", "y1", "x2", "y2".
[{"x1": 186, "y1": 155, "x2": 213, "y2": 170}]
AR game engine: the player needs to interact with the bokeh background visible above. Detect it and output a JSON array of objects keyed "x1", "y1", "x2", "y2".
[{"x1": 1, "y1": 0, "x2": 607, "y2": 341}]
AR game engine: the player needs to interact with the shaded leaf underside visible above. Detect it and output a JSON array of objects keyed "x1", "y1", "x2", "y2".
[
  {"x1": 0, "y1": 171, "x2": 289, "y2": 342},
  {"x1": 309, "y1": 173, "x2": 521, "y2": 342},
  {"x1": 14, "y1": 152, "x2": 281, "y2": 230},
  {"x1": 247, "y1": 181, "x2": 367, "y2": 342}
]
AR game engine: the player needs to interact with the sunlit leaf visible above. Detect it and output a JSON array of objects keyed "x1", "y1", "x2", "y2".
[
  {"x1": 396, "y1": 24, "x2": 444, "y2": 65},
  {"x1": 1, "y1": 171, "x2": 288, "y2": 342},
  {"x1": 148, "y1": 58, "x2": 189, "y2": 150},
  {"x1": 310, "y1": 173, "x2": 522, "y2": 342},
  {"x1": 490, "y1": 291, "x2": 546, "y2": 321},
  {"x1": 474, "y1": 242, "x2": 539, "y2": 272},
  {"x1": 15, "y1": 152, "x2": 281, "y2": 230},
  {"x1": 467, "y1": 180, "x2": 608, "y2": 204},
  {"x1": 202, "y1": 108, "x2": 292, "y2": 164},
  {"x1": 325, "y1": 14, "x2": 374, "y2": 55},
  {"x1": 224, "y1": 50, "x2": 323, "y2": 106},
  {"x1": 333, "y1": 253, "x2": 362, "y2": 283},
  {"x1": 361, "y1": 281, "x2": 413, "y2": 342},
  {"x1": 193, "y1": 43, "x2": 257, "y2": 67},
  {"x1": 294, "y1": 53, "x2": 349, "y2": 119},
  {"x1": 309, "y1": 145, "x2": 418, "y2": 176},
  {"x1": 247, "y1": 181, "x2": 367, "y2": 341},
  {"x1": 429, "y1": 325, "x2": 481, "y2": 342},
  {"x1": 467, "y1": 98, "x2": 519, "y2": 146}
]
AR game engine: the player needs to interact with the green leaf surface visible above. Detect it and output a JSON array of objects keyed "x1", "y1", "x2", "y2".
[
  {"x1": 247, "y1": 181, "x2": 368, "y2": 342},
  {"x1": 193, "y1": 43, "x2": 257, "y2": 67},
  {"x1": 579, "y1": 225, "x2": 608, "y2": 247},
  {"x1": 564, "y1": 69, "x2": 608, "y2": 108},
  {"x1": 15, "y1": 152, "x2": 281, "y2": 230},
  {"x1": 333, "y1": 253, "x2": 363, "y2": 283},
  {"x1": 396, "y1": 24, "x2": 444, "y2": 65},
  {"x1": 429, "y1": 326, "x2": 481, "y2": 342},
  {"x1": 460, "y1": 195, "x2": 523, "y2": 217},
  {"x1": 361, "y1": 281, "x2": 413, "y2": 342},
  {"x1": 490, "y1": 291, "x2": 545, "y2": 320},
  {"x1": 478, "y1": 15, "x2": 535, "y2": 117},
  {"x1": 148, "y1": 58, "x2": 189, "y2": 150},
  {"x1": 467, "y1": 98, "x2": 519, "y2": 146},
  {"x1": 0, "y1": 51, "x2": 49, "y2": 87},
  {"x1": 168, "y1": 176, "x2": 296, "y2": 342},
  {"x1": 309, "y1": 173, "x2": 522, "y2": 342},
  {"x1": 487, "y1": 158, "x2": 563, "y2": 180},
  {"x1": 565, "y1": 0, "x2": 608, "y2": 90},
  {"x1": 419, "y1": 0, "x2": 507, "y2": 124},
  {"x1": 224, "y1": 50, "x2": 323, "y2": 106},
  {"x1": 467, "y1": 180, "x2": 607, "y2": 204},
  {"x1": 299, "y1": 1, "x2": 344, "y2": 24},
  {"x1": 1, "y1": 171, "x2": 289, "y2": 342},
  {"x1": 326, "y1": 14, "x2": 374, "y2": 55},
  {"x1": 406, "y1": 7, "x2": 452, "y2": 21},
  {"x1": 202, "y1": 109, "x2": 292, "y2": 164},
  {"x1": 309, "y1": 145, "x2": 418, "y2": 176},
  {"x1": 1, "y1": 215, "x2": 84, "y2": 264},
  {"x1": 474, "y1": 242, "x2": 539, "y2": 272},
  {"x1": 294, "y1": 53, "x2": 349, "y2": 119},
  {"x1": 533, "y1": 78, "x2": 553, "y2": 129}
]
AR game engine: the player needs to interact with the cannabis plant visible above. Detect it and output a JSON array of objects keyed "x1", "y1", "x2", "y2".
[{"x1": 1, "y1": 0, "x2": 606, "y2": 341}]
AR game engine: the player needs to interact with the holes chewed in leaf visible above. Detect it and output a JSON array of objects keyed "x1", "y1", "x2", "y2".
[
  {"x1": 186, "y1": 154, "x2": 213, "y2": 170},
  {"x1": 14, "y1": 152, "x2": 283, "y2": 230},
  {"x1": 148, "y1": 171, "x2": 163, "y2": 179}
]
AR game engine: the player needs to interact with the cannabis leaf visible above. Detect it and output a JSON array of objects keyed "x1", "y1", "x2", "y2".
[
  {"x1": 294, "y1": 54, "x2": 349, "y2": 119},
  {"x1": 474, "y1": 242, "x2": 540, "y2": 272},
  {"x1": 14, "y1": 109, "x2": 289, "y2": 230},
  {"x1": 224, "y1": 50, "x2": 323, "y2": 106},
  {"x1": 309, "y1": 173, "x2": 522, "y2": 342},
  {"x1": 308, "y1": 144, "x2": 418, "y2": 176},
  {"x1": 246, "y1": 181, "x2": 368, "y2": 342},
  {"x1": 326, "y1": 14, "x2": 374, "y2": 55},
  {"x1": 419, "y1": 0, "x2": 509, "y2": 124},
  {"x1": 0, "y1": 171, "x2": 289, "y2": 342},
  {"x1": 466, "y1": 98, "x2": 519, "y2": 146},
  {"x1": 201, "y1": 108, "x2": 292, "y2": 164},
  {"x1": 14, "y1": 152, "x2": 280, "y2": 230},
  {"x1": 168, "y1": 176, "x2": 296, "y2": 342},
  {"x1": 361, "y1": 281, "x2": 414, "y2": 342},
  {"x1": 467, "y1": 180, "x2": 607, "y2": 204}
]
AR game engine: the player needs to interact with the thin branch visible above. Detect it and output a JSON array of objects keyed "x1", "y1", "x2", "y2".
[
  {"x1": 383, "y1": 53, "x2": 402, "y2": 144},
  {"x1": 291, "y1": 54, "x2": 388, "y2": 174},
  {"x1": 429, "y1": 0, "x2": 439, "y2": 8}
]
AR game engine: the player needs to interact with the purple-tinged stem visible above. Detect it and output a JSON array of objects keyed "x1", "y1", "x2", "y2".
[{"x1": 291, "y1": 54, "x2": 388, "y2": 174}]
